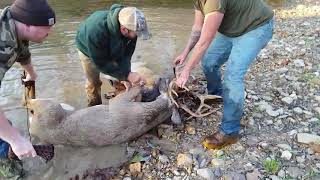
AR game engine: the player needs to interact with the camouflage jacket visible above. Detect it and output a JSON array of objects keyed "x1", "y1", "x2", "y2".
[{"x1": 0, "y1": 7, "x2": 31, "y2": 86}]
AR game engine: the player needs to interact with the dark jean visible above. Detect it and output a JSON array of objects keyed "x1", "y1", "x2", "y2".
[
  {"x1": 0, "y1": 139, "x2": 9, "y2": 158},
  {"x1": 201, "y1": 19, "x2": 274, "y2": 135}
]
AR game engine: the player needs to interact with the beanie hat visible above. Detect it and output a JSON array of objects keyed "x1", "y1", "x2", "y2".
[
  {"x1": 118, "y1": 7, "x2": 151, "y2": 40},
  {"x1": 9, "y1": 0, "x2": 56, "y2": 26}
]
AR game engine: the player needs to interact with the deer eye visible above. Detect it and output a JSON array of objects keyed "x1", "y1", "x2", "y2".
[{"x1": 30, "y1": 110, "x2": 34, "y2": 115}]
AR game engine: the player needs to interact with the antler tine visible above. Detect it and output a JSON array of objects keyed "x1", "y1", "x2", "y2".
[
  {"x1": 168, "y1": 79, "x2": 180, "y2": 108},
  {"x1": 192, "y1": 93, "x2": 222, "y2": 114}
]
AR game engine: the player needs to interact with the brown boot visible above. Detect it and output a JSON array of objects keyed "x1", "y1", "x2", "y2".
[{"x1": 202, "y1": 131, "x2": 240, "y2": 150}]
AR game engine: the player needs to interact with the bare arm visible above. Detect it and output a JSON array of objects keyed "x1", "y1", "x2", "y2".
[
  {"x1": 174, "y1": 10, "x2": 204, "y2": 65},
  {"x1": 182, "y1": 10, "x2": 204, "y2": 55},
  {"x1": 176, "y1": 11, "x2": 224, "y2": 87},
  {"x1": 21, "y1": 61, "x2": 37, "y2": 81},
  {"x1": 0, "y1": 110, "x2": 36, "y2": 159}
]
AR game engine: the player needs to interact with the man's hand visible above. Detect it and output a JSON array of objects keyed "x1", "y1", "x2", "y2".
[
  {"x1": 22, "y1": 71, "x2": 37, "y2": 82},
  {"x1": 173, "y1": 52, "x2": 187, "y2": 66},
  {"x1": 9, "y1": 134, "x2": 36, "y2": 160},
  {"x1": 176, "y1": 67, "x2": 191, "y2": 88},
  {"x1": 127, "y1": 72, "x2": 145, "y2": 86}
]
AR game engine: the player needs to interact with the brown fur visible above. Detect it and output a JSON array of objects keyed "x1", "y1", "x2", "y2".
[{"x1": 28, "y1": 86, "x2": 171, "y2": 146}]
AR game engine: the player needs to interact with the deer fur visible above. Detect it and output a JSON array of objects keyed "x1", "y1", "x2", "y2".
[{"x1": 27, "y1": 85, "x2": 172, "y2": 146}]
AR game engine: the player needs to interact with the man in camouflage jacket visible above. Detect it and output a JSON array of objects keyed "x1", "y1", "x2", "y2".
[{"x1": 0, "y1": 0, "x2": 55, "y2": 160}]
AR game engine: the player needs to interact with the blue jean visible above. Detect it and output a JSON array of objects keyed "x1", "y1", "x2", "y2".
[
  {"x1": 201, "y1": 19, "x2": 274, "y2": 135},
  {"x1": 0, "y1": 139, "x2": 9, "y2": 158}
]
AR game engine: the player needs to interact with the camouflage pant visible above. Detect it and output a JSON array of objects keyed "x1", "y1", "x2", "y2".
[{"x1": 78, "y1": 50, "x2": 103, "y2": 107}]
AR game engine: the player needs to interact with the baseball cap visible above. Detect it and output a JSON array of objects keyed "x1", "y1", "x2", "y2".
[{"x1": 118, "y1": 7, "x2": 151, "y2": 40}]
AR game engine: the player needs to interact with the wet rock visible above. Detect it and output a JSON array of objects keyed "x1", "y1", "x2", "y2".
[
  {"x1": 297, "y1": 133, "x2": 320, "y2": 144},
  {"x1": 196, "y1": 168, "x2": 215, "y2": 180}
]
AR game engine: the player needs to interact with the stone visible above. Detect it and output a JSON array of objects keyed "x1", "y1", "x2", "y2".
[
  {"x1": 296, "y1": 156, "x2": 305, "y2": 163},
  {"x1": 177, "y1": 154, "x2": 193, "y2": 168},
  {"x1": 276, "y1": 144, "x2": 292, "y2": 151},
  {"x1": 185, "y1": 126, "x2": 196, "y2": 135},
  {"x1": 196, "y1": 168, "x2": 215, "y2": 180},
  {"x1": 314, "y1": 107, "x2": 320, "y2": 115},
  {"x1": 297, "y1": 133, "x2": 320, "y2": 144},
  {"x1": 211, "y1": 158, "x2": 225, "y2": 168},
  {"x1": 287, "y1": 166, "x2": 304, "y2": 178},
  {"x1": 293, "y1": 59, "x2": 305, "y2": 67},
  {"x1": 159, "y1": 155, "x2": 170, "y2": 164},
  {"x1": 246, "y1": 169, "x2": 262, "y2": 180},
  {"x1": 270, "y1": 175, "x2": 281, "y2": 180},
  {"x1": 281, "y1": 96, "x2": 294, "y2": 105},
  {"x1": 129, "y1": 162, "x2": 142, "y2": 175},
  {"x1": 293, "y1": 107, "x2": 303, "y2": 114},
  {"x1": 315, "y1": 96, "x2": 320, "y2": 103},
  {"x1": 281, "y1": 150, "x2": 292, "y2": 160},
  {"x1": 277, "y1": 169, "x2": 286, "y2": 178}
]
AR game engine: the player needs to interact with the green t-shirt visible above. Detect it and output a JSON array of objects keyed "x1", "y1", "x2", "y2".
[{"x1": 193, "y1": 0, "x2": 274, "y2": 37}]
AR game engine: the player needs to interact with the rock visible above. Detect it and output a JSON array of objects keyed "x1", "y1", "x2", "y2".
[
  {"x1": 211, "y1": 158, "x2": 225, "y2": 168},
  {"x1": 281, "y1": 96, "x2": 294, "y2": 105},
  {"x1": 293, "y1": 107, "x2": 303, "y2": 114},
  {"x1": 296, "y1": 133, "x2": 320, "y2": 144},
  {"x1": 276, "y1": 144, "x2": 292, "y2": 151},
  {"x1": 287, "y1": 166, "x2": 304, "y2": 178},
  {"x1": 281, "y1": 150, "x2": 292, "y2": 160},
  {"x1": 129, "y1": 162, "x2": 142, "y2": 175},
  {"x1": 270, "y1": 175, "x2": 281, "y2": 180},
  {"x1": 177, "y1": 154, "x2": 193, "y2": 168},
  {"x1": 246, "y1": 169, "x2": 262, "y2": 180},
  {"x1": 244, "y1": 163, "x2": 254, "y2": 171},
  {"x1": 214, "y1": 168, "x2": 223, "y2": 178},
  {"x1": 224, "y1": 172, "x2": 246, "y2": 180},
  {"x1": 296, "y1": 155, "x2": 305, "y2": 163},
  {"x1": 293, "y1": 59, "x2": 305, "y2": 67},
  {"x1": 277, "y1": 169, "x2": 286, "y2": 178},
  {"x1": 159, "y1": 155, "x2": 170, "y2": 164},
  {"x1": 216, "y1": 150, "x2": 224, "y2": 157},
  {"x1": 185, "y1": 126, "x2": 196, "y2": 135},
  {"x1": 196, "y1": 168, "x2": 215, "y2": 180},
  {"x1": 314, "y1": 107, "x2": 320, "y2": 115},
  {"x1": 315, "y1": 96, "x2": 320, "y2": 103},
  {"x1": 123, "y1": 177, "x2": 132, "y2": 180}
]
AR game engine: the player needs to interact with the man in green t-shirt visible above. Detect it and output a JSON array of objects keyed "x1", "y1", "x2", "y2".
[{"x1": 174, "y1": 0, "x2": 274, "y2": 149}]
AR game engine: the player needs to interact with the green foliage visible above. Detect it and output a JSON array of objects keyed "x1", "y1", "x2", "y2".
[
  {"x1": 263, "y1": 159, "x2": 280, "y2": 175},
  {"x1": 303, "y1": 169, "x2": 320, "y2": 179}
]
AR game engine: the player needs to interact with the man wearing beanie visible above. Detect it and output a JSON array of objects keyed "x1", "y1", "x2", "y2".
[
  {"x1": 76, "y1": 4, "x2": 152, "y2": 107},
  {"x1": 0, "y1": 0, "x2": 55, "y2": 163}
]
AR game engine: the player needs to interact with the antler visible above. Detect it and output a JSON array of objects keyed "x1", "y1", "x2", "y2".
[{"x1": 168, "y1": 79, "x2": 221, "y2": 118}]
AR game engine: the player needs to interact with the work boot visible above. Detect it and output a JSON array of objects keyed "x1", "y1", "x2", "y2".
[{"x1": 202, "y1": 130, "x2": 240, "y2": 150}]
